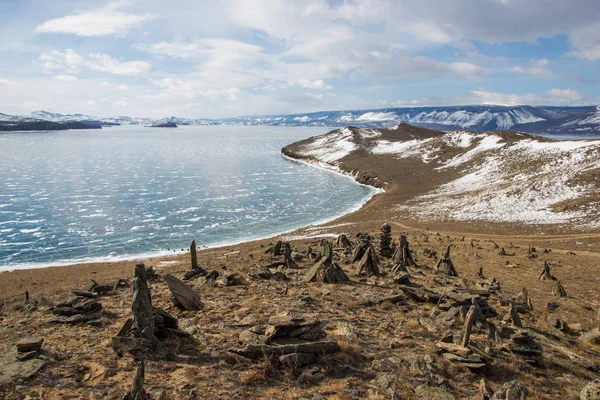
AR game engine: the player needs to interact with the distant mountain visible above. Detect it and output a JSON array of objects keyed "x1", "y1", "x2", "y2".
[
  {"x1": 0, "y1": 118, "x2": 101, "y2": 132},
  {"x1": 3, "y1": 105, "x2": 600, "y2": 135}
]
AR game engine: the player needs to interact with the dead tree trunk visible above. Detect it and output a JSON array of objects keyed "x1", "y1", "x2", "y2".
[
  {"x1": 356, "y1": 245, "x2": 380, "y2": 277},
  {"x1": 283, "y1": 243, "x2": 298, "y2": 269},
  {"x1": 552, "y1": 281, "x2": 567, "y2": 297},
  {"x1": 461, "y1": 304, "x2": 478, "y2": 347},
  {"x1": 509, "y1": 301, "x2": 523, "y2": 328},
  {"x1": 320, "y1": 239, "x2": 333, "y2": 262},
  {"x1": 435, "y1": 246, "x2": 458, "y2": 276},
  {"x1": 122, "y1": 361, "x2": 147, "y2": 400},
  {"x1": 190, "y1": 240, "x2": 198, "y2": 270},
  {"x1": 132, "y1": 265, "x2": 157, "y2": 342},
  {"x1": 539, "y1": 260, "x2": 554, "y2": 280}
]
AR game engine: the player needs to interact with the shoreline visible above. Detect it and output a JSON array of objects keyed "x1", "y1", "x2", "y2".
[{"x1": 0, "y1": 153, "x2": 381, "y2": 273}]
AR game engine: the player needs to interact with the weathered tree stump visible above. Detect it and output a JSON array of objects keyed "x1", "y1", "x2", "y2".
[
  {"x1": 516, "y1": 287, "x2": 533, "y2": 311},
  {"x1": 320, "y1": 239, "x2": 333, "y2": 262},
  {"x1": 336, "y1": 234, "x2": 352, "y2": 249},
  {"x1": 509, "y1": 301, "x2": 523, "y2": 328},
  {"x1": 461, "y1": 304, "x2": 478, "y2": 347},
  {"x1": 391, "y1": 235, "x2": 416, "y2": 273},
  {"x1": 379, "y1": 223, "x2": 393, "y2": 258},
  {"x1": 539, "y1": 260, "x2": 554, "y2": 280},
  {"x1": 552, "y1": 281, "x2": 567, "y2": 297},
  {"x1": 282, "y1": 243, "x2": 298, "y2": 269},
  {"x1": 122, "y1": 361, "x2": 148, "y2": 400},
  {"x1": 164, "y1": 275, "x2": 204, "y2": 311},
  {"x1": 356, "y1": 245, "x2": 380, "y2": 277},
  {"x1": 435, "y1": 246, "x2": 458, "y2": 276},
  {"x1": 190, "y1": 240, "x2": 198, "y2": 270}
]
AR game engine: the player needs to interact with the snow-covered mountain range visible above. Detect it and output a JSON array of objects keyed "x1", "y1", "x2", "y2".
[{"x1": 2, "y1": 105, "x2": 600, "y2": 136}]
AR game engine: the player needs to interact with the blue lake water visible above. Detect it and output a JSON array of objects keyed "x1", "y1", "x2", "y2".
[{"x1": 0, "y1": 125, "x2": 376, "y2": 271}]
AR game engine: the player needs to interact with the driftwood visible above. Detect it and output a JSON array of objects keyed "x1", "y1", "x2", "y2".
[
  {"x1": 164, "y1": 275, "x2": 204, "y2": 311},
  {"x1": 229, "y1": 341, "x2": 341, "y2": 360},
  {"x1": 461, "y1": 304, "x2": 478, "y2": 347},
  {"x1": 539, "y1": 260, "x2": 554, "y2": 280},
  {"x1": 552, "y1": 281, "x2": 567, "y2": 297},
  {"x1": 356, "y1": 245, "x2": 380, "y2": 277},
  {"x1": 304, "y1": 256, "x2": 349, "y2": 284},
  {"x1": 435, "y1": 246, "x2": 458, "y2": 276},
  {"x1": 122, "y1": 361, "x2": 148, "y2": 400},
  {"x1": 509, "y1": 301, "x2": 523, "y2": 328}
]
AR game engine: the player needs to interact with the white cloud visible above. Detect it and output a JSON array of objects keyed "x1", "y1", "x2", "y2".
[
  {"x1": 0, "y1": 79, "x2": 16, "y2": 87},
  {"x1": 54, "y1": 74, "x2": 79, "y2": 82},
  {"x1": 298, "y1": 79, "x2": 332, "y2": 89},
  {"x1": 35, "y1": 2, "x2": 153, "y2": 37},
  {"x1": 138, "y1": 41, "x2": 203, "y2": 59},
  {"x1": 39, "y1": 49, "x2": 150, "y2": 76},
  {"x1": 87, "y1": 53, "x2": 151, "y2": 76},
  {"x1": 509, "y1": 59, "x2": 551, "y2": 75}
]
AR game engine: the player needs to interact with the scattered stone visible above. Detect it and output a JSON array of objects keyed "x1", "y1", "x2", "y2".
[
  {"x1": 350, "y1": 234, "x2": 371, "y2": 263},
  {"x1": 0, "y1": 348, "x2": 45, "y2": 385},
  {"x1": 490, "y1": 380, "x2": 528, "y2": 399},
  {"x1": 122, "y1": 361, "x2": 149, "y2": 400},
  {"x1": 580, "y1": 379, "x2": 600, "y2": 400},
  {"x1": 250, "y1": 266, "x2": 288, "y2": 281},
  {"x1": 183, "y1": 267, "x2": 207, "y2": 281},
  {"x1": 164, "y1": 274, "x2": 204, "y2": 311},
  {"x1": 50, "y1": 296, "x2": 103, "y2": 324},
  {"x1": 516, "y1": 288, "x2": 533, "y2": 311},
  {"x1": 190, "y1": 240, "x2": 199, "y2": 270},
  {"x1": 336, "y1": 234, "x2": 352, "y2": 249},
  {"x1": 304, "y1": 256, "x2": 349, "y2": 284},
  {"x1": 578, "y1": 328, "x2": 600, "y2": 346},
  {"x1": 16, "y1": 338, "x2": 43, "y2": 353},
  {"x1": 546, "y1": 302, "x2": 560, "y2": 311},
  {"x1": 356, "y1": 245, "x2": 380, "y2": 277},
  {"x1": 279, "y1": 353, "x2": 316, "y2": 367},
  {"x1": 480, "y1": 378, "x2": 494, "y2": 400},
  {"x1": 502, "y1": 330, "x2": 542, "y2": 365},
  {"x1": 379, "y1": 223, "x2": 393, "y2": 258},
  {"x1": 498, "y1": 248, "x2": 516, "y2": 256},
  {"x1": 282, "y1": 242, "x2": 298, "y2": 269},
  {"x1": 391, "y1": 235, "x2": 417, "y2": 274}
]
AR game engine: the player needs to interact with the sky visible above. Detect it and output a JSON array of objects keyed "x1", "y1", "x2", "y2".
[{"x1": 0, "y1": 0, "x2": 599, "y2": 119}]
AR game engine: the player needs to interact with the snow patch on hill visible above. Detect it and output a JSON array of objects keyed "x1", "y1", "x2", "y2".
[{"x1": 297, "y1": 127, "x2": 358, "y2": 163}]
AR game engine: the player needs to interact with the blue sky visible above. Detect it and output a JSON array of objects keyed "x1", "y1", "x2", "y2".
[{"x1": 0, "y1": 0, "x2": 599, "y2": 118}]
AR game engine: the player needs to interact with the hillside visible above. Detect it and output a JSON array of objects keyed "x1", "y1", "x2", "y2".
[{"x1": 283, "y1": 124, "x2": 600, "y2": 232}]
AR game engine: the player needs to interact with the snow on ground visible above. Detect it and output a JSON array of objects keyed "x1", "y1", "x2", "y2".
[
  {"x1": 356, "y1": 112, "x2": 398, "y2": 122},
  {"x1": 440, "y1": 134, "x2": 505, "y2": 169},
  {"x1": 297, "y1": 127, "x2": 358, "y2": 163},
  {"x1": 397, "y1": 137, "x2": 600, "y2": 227}
]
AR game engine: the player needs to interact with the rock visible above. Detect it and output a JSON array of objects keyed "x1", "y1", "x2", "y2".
[
  {"x1": 580, "y1": 379, "x2": 600, "y2": 400},
  {"x1": 414, "y1": 385, "x2": 455, "y2": 400},
  {"x1": 164, "y1": 274, "x2": 204, "y2": 311},
  {"x1": 16, "y1": 351, "x2": 38, "y2": 361},
  {"x1": 0, "y1": 348, "x2": 45, "y2": 385},
  {"x1": 490, "y1": 380, "x2": 527, "y2": 399},
  {"x1": 546, "y1": 302, "x2": 560, "y2": 311},
  {"x1": 230, "y1": 341, "x2": 341, "y2": 360},
  {"x1": 16, "y1": 338, "x2": 43, "y2": 353},
  {"x1": 304, "y1": 256, "x2": 349, "y2": 284},
  {"x1": 279, "y1": 353, "x2": 316, "y2": 367},
  {"x1": 579, "y1": 328, "x2": 600, "y2": 345}
]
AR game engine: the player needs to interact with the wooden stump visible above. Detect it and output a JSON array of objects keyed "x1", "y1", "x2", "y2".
[
  {"x1": 190, "y1": 240, "x2": 198, "y2": 270},
  {"x1": 356, "y1": 245, "x2": 380, "y2": 277},
  {"x1": 282, "y1": 243, "x2": 298, "y2": 269},
  {"x1": 539, "y1": 260, "x2": 554, "y2": 280},
  {"x1": 552, "y1": 281, "x2": 567, "y2": 297},
  {"x1": 435, "y1": 246, "x2": 458, "y2": 276},
  {"x1": 122, "y1": 361, "x2": 147, "y2": 400}
]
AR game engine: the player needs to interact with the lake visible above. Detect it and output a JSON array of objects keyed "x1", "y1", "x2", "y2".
[{"x1": 0, "y1": 125, "x2": 376, "y2": 270}]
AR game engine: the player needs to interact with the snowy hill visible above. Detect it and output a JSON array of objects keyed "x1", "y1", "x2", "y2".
[{"x1": 283, "y1": 125, "x2": 600, "y2": 229}]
